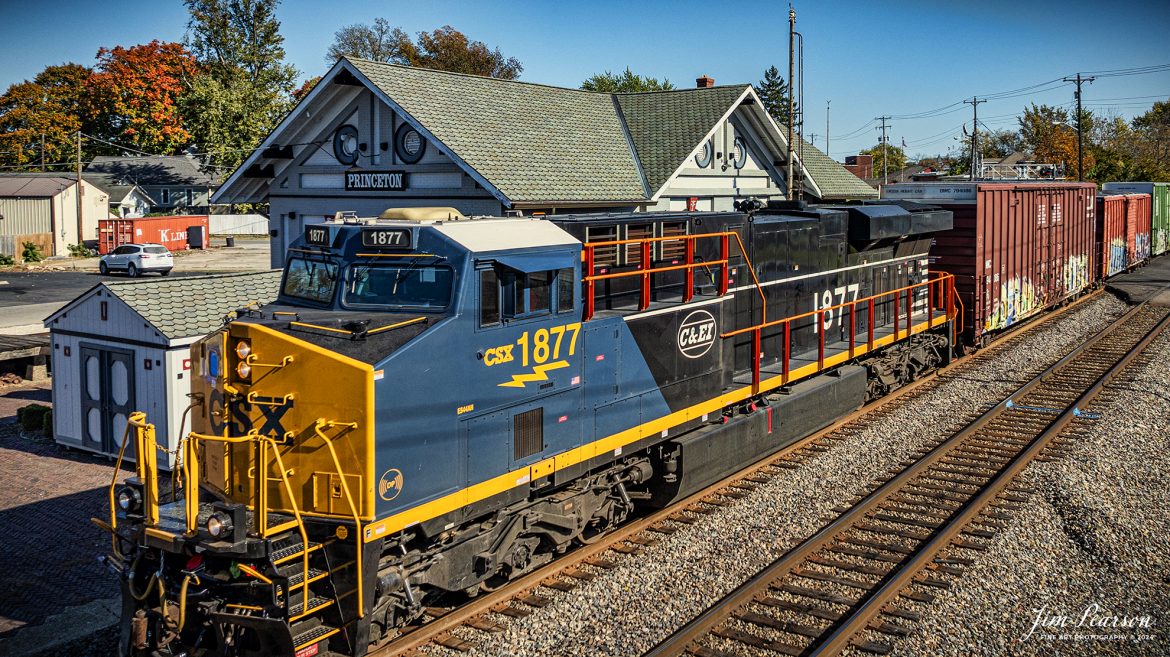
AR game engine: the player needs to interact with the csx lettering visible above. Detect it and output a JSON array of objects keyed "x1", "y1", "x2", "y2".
[{"x1": 483, "y1": 345, "x2": 515, "y2": 366}]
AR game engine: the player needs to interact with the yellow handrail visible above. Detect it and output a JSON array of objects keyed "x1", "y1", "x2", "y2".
[
  {"x1": 312, "y1": 420, "x2": 365, "y2": 619},
  {"x1": 264, "y1": 438, "x2": 314, "y2": 615}
]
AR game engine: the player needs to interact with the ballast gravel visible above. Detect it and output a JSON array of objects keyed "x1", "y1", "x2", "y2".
[
  {"x1": 426, "y1": 295, "x2": 1130, "y2": 657},
  {"x1": 890, "y1": 324, "x2": 1170, "y2": 656}
]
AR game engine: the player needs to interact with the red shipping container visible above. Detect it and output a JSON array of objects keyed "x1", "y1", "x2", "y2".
[
  {"x1": 98, "y1": 216, "x2": 209, "y2": 255},
  {"x1": 883, "y1": 182, "x2": 1097, "y2": 344},
  {"x1": 1096, "y1": 194, "x2": 1128, "y2": 279},
  {"x1": 1124, "y1": 193, "x2": 1152, "y2": 263}
]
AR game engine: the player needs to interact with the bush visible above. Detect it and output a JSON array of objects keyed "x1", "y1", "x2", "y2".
[
  {"x1": 42, "y1": 409, "x2": 53, "y2": 436},
  {"x1": 67, "y1": 243, "x2": 96, "y2": 258},
  {"x1": 17, "y1": 404, "x2": 51, "y2": 432},
  {"x1": 21, "y1": 242, "x2": 44, "y2": 263},
  {"x1": 0, "y1": 253, "x2": 13, "y2": 266}
]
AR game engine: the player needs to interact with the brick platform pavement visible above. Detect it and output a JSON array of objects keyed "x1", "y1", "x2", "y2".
[{"x1": 0, "y1": 385, "x2": 122, "y2": 637}]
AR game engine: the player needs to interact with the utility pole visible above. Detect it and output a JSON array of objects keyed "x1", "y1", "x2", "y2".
[
  {"x1": 876, "y1": 116, "x2": 891, "y2": 185},
  {"x1": 808, "y1": 133, "x2": 819, "y2": 147},
  {"x1": 1062, "y1": 73, "x2": 1095, "y2": 181},
  {"x1": 963, "y1": 97, "x2": 986, "y2": 180},
  {"x1": 76, "y1": 131, "x2": 83, "y2": 245},
  {"x1": 826, "y1": 100, "x2": 831, "y2": 158},
  {"x1": 40, "y1": 132, "x2": 45, "y2": 172},
  {"x1": 786, "y1": 5, "x2": 796, "y2": 200}
]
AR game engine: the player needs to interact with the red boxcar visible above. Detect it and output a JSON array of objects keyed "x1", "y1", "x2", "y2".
[
  {"x1": 1125, "y1": 193, "x2": 1152, "y2": 264},
  {"x1": 883, "y1": 182, "x2": 1097, "y2": 344},
  {"x1": 1096, "y1": 194, "x2": 1129, "y2": 279},
  {"x1": 98, "y1": 216, "x2": 209, "y2": 255}
]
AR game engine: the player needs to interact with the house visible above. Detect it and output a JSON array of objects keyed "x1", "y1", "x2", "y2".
[
  {"x1": 44, "y1": 271, "x2": 281, "y2": 468},
  {"x1": 85, "y1": 154, "x2": 220, "y2": 214},
  {"x1": 213, "y1": 57, "x2": 877, "y2": 267},
  {"x1": 83, "y1": 172, "x2": 156, "y2": 218},
  {"x1": 0, "y1": 174, "x2": 108, "y2": 260}
]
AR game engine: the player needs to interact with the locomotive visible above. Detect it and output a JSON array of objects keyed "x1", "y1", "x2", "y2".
[{"x1": 101, "y1": 201, "x2": 958, "y2": 657}]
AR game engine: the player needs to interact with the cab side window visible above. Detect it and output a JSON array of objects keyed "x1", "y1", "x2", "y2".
[
  {"x1": 482, "y1": 265, "x2": 575, "y2": 325},
  {"x1": 480, "y1": 269, "x2": 500, "y2": 327},
  {"x1": 557, "y1": 268, "x2": 574, "y2": 314}
]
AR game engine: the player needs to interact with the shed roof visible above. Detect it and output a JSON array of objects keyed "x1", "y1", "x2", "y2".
[
  {"x1": 0, "y1": 175, "x2": 77, "y2": 197},
  {"x1": 47, "y1": 272, "x2": 282, "y2": 342}
]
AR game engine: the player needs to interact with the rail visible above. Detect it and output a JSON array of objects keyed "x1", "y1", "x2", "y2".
[
  {"x1": 722, "y1": 271, "x2": 959, "y2": 394},
  {"x1": 581, "y1": 231, "x2": 766, "y2": 322}
]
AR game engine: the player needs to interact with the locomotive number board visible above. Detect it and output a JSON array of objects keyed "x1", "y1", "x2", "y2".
[
  {"x1": 361, "y1": 228, "x2": 413, "y2": 249},
  {"x1": 305, "y1": 225, "x2": 330, "y2": 246}
]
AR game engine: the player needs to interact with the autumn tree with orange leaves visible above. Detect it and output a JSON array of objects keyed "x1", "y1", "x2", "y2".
[
  {"x1": 89, "y1": 40, "x2": 198, "y2": 154},
  {"x1": 0, "y1": 64, "x2": 94, "y2": 170}
]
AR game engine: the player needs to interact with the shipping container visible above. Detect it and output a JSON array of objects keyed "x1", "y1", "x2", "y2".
[
  {"x1": 883, "y1": 181, "x2": 1096, "y2": 344},
  {"x1": 98, "y1": 215, "x2": 210, "y2": 254},
  {"x1": 1096, "y1": 194, "x2": 1129, "y2": 279},
  {"x1": 1125, "y1": 193, "x2": 1152, "y2": 263},
  {"x1": 1101, "y1": 182, "x2": 1169, "y2": 256}
]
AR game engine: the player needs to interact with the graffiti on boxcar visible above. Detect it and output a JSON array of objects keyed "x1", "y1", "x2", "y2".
[
  {"x1": 1135, "y1": 232, "x2": 1151, "y2": 261},
  {"x1": 985, "y1": 277, "x2": 1038, "y2": 332},
  {"x1": 1108, "y1": 238, "x2": 1127, "y2": 277},
  {"x1": 1063, "y1": 254, "x2": 1090, "y2": 294},
  {"x1": 1153, "y1": 229, "x2": 1167, "y2": 258}
]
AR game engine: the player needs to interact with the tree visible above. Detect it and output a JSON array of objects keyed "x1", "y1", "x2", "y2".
[
  {"x1": 980, "y1": 129, "x2": 1025, "y2": 159},
  {"x1": 861, "y1": 142, "x2": 907, "y2": 179},
  {"x1": 580, "y1": 67, "x2": 674, "y2": 93},
  {"x1": 88, "y1": 41, "x2": 198, "y2": 155},
  {"x1": 756, "y1": 65, "x2": 796, "y2": 127},
  {"x1": 327, "y1": 17, "x2": 405, "y2": 64},
  {"x1": 0, "y1": 64, "x2": 93, "y2": 170},
  {"x1": 1017, "y1": 103, "x2": 1090, "y2": 176},
  {"x1": 182, "y1": 0, "x2": 299, "y2": 170}
]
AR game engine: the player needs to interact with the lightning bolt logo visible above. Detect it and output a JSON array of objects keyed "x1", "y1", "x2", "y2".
[{"x1": 498, "y1": 360, "x2": 570, "y2": 388}]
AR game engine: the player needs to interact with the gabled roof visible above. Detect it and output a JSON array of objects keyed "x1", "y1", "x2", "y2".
[
  {"x1": 792, "y1": 134, "x2": 879, "y2": 199},
  {"x1": 347, "y1": 58, "x2": 646, "y2": 203},
  {"x1": 0, "y1": 175, "x2": 77, "y2": 197},
  {"x1": 86, "y1": 155, "x2": 220, "y2": 187},
  {"x1": 46, "y1": 272, "x2": 282, "y2": 342},
  {"x1": 83, "y1": 173, "x2": 157, "y2": 205},
  {"x1": 615, "y1": 85, "x2": 750, "y2": 193}
]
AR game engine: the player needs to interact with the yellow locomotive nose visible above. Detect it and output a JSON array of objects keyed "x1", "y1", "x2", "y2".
[{"x1": 190, "y1": 321, "x2": 376, "y2": 522}]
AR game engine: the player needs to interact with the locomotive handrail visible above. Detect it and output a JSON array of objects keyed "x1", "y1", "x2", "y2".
[
  {"x1": 722, "y1": 272, "x2": 959, "y2": 395},
  {"x1": 581, "y1": 230, "x2": 767, "y2": 323},
  {"x1": 312, "y1": 420, "x2": 365, "y2": 619}
]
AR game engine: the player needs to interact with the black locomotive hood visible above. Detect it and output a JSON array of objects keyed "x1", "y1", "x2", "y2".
[{"x1": 232, "y1": 304, "x2": 436, "y2": 364}]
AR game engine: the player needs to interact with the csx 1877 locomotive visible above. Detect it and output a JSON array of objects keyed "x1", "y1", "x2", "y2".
[{"x1": 103, "y1": 201, "x2": 956, "y2": 656}]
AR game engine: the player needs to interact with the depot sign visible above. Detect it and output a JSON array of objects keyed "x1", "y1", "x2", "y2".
[{"x1": 345, "y1": 170, "x2": 408, "y2": 192}]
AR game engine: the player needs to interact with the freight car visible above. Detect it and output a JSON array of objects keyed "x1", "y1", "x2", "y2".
[
  {"x1": 99, "y1": 202, "x2": 957, "y2": 657},
  {"x1": 883, "y1": 181, "x2": 1097, "y2": 345},
  {"x1": 1101, "y1": 182, "x2": 1169, "y2": 256},
  {"x1": 1096, "y1": 193, "x2": 1152, "y2": 279}
]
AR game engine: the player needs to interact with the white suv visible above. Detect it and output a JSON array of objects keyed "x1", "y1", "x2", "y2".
[{"x1": 99, "y1": 243, "x2": 174, "y2": 277}]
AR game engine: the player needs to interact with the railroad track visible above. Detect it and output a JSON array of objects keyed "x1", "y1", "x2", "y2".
[
  {"x1": 643, "y1": 301, "x2": 1169, "y2": 657},
  {"x1": 372, "y1": 292, "x2": 1108, "y2": 657}
]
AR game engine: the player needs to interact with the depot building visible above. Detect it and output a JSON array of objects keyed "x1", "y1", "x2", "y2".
[{"x1": 214, "y1": 57, "x2": 876, "y2": 267}]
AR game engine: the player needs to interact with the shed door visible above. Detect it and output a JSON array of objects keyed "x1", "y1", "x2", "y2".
[{"x1": 79, "y1": 346, "x2": 135, "y2": 456}]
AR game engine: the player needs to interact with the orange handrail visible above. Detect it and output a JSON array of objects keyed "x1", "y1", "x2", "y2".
[{"x1": 581, "y1": 230, "x2": 766, "y2": 323}]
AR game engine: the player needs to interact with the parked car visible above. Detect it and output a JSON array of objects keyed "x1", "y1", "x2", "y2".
[{"x1": 99, "y1": 243, "x2": 174, "y2": 277}]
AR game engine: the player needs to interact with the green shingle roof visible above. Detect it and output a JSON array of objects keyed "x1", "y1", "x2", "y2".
[
  {"x1": 616, "y1": 86, "x2": 749, "y2": 193},
  {"x1": 348, "y1": 58, "x2": 647, "y2": 203},
  {"x1": 103, "y1": 271, "x2": 282, "y2": 340},
  {"x1": 783, "y1": 128, "x2": 879, "y2": 200}
]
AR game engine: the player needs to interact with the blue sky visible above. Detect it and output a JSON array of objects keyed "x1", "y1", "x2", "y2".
[{"x1": 2, "y1": 0, "x2": 1167, "y2": 160}]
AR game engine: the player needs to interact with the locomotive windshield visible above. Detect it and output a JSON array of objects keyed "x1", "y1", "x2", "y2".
[
  {"x1": 282, "y1": 257, "x2": 338, "y2": 303},
  {"x1": 344, "y1": 263, "x2": 454, "y2": 310}
]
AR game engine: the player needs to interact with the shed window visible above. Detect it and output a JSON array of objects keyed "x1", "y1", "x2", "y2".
[{"x1": 514, "y1": 408, "x2": 543, "y2": 460}]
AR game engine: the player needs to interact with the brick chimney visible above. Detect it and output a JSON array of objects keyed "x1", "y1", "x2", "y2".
[{"x1": 696, "y1": 75, "x2": 715, "y2": 89}]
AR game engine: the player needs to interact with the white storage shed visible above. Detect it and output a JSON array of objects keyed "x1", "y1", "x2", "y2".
[{"x1": 44, "y1": 271, "x2": 281, "y2": 468}]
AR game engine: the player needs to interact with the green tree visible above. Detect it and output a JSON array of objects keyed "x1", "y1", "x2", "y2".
[
  {"x1": 980, "y1": 129, "x2": 1025, "y2": 159},
  {"x1": 580, "y1": 67, "x2": 674, "y2": 93},
  {"x1": 1017, "y1": 103, "x2": 1089, "y2": 175},
  {"x1": 182, "y1": 0, "x2": 299, "y2": 170},
  {"x1": 756, "y1": 65, "x2": 795, "y2": 126},
  {"x1": 861, "y1": 142, "x2": 907, "y2": 179},
  {"x1": 0, "y1": 64, "x2": 94, "y2": 170},
  {"x1": 327, "y1": 17, "x2": 406, "y2": 64}
]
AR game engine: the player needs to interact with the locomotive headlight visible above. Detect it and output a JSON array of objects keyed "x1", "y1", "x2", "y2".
[
  {"x1": 206, "y1": 512, "x2": 233, "y2": 538},
  {"x1": 235, "y1": 340, "x2": 252, "y2": 360},
  {"x1": 117, "y1": 486, "x2": 141, "y2": 512},
  {"x1": 236, "y1": 361, "x2": 252, "y2": 379}
]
